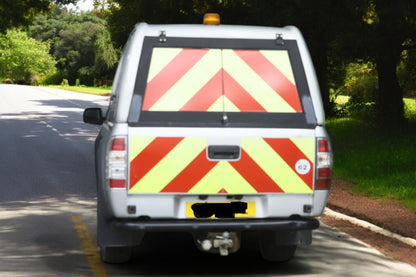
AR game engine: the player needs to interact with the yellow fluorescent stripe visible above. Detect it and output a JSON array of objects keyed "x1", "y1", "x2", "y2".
[
  {"x1": 242, "y1": 138, "x2": 312, "y2": 193},
  {"x1": 147, "y1": 48, "x2": 183, "y2": 82},
  {"x1": 223, "y1": 162, "x2": 257, "y2": 193},
  {"x1": 130, "y1": 137, "x2": 206, "y2": 193},
  {"x1": 223, "y1": 95, "x2": 240, "y2": 112},
  {"x1": 207, "y1": 95, "x2": 224, "y2": 112},
  {"x1": 223, "y1": 50, "x2": 295, "y2": 113},
  {"x1": 129, "y1": 136, "x2": 156, "y2": 162},
  {"x1": 290, "y1": 138, "x2": 315, "y2": 162},
  {"x1": 150, "y1": 49, "x2": 222, "y2": 111},
  {"x1": 188, "y1": 163, "x2": 223, "y2": 193},
  {"x1": 260, "y1": 50, "x2": 296, "y2": 85}
]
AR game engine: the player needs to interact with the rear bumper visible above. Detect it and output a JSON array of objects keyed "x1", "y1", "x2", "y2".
[{"x1": 112, "y1": 217, "x2": 319, "y2": 232}]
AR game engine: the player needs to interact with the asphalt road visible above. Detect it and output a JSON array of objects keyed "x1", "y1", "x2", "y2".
[{"x1": 0, "y1": 84, "x2": 415, "y2": 277}]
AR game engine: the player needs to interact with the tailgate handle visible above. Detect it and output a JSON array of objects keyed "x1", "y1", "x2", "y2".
[{"x1": 208, "y1": 145, "x2": 240, "y2": 160}]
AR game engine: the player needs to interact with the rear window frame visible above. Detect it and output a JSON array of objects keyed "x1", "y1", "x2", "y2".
[{"x1": 128, "y1": 36, "x2": 317, "y2": 128}]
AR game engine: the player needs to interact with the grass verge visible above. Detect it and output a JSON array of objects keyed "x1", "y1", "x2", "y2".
[
  {"x1": 326, "y1": 101, "x2": 416, "y2": 212},
  {"x1": 46, "y1": 85, "x2": 111, "y2": 96}
]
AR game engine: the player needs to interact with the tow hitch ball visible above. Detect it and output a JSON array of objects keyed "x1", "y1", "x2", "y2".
[{"x1": 196, "y1": 232, "x2": 240, "y2": 256}]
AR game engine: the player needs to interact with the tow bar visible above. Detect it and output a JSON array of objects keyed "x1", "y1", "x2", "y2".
[{"x1": 196, "y1": 232, "x2": 240, "y2": 256}]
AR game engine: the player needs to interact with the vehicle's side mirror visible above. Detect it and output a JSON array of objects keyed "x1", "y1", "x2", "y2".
[{"x1": 83, "y1": 108, "x2": 104, "y2": 125}]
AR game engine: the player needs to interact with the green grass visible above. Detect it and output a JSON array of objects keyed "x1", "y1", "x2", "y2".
[
  {"x1": 46, "y1": 85, "x2": 111, "y2": 96},
  {"x1": 326, "y1": 112, "x2": 416, "y2": 212}
]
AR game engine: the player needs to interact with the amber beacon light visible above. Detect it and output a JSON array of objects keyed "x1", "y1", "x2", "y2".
[{"x1": 204, "y1": 13, "x2": 220, "y2": 25}]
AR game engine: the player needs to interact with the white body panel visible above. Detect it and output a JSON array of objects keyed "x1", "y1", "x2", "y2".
[{"x1": 97, "y1": 22, "x2": 331, "y2": 222}]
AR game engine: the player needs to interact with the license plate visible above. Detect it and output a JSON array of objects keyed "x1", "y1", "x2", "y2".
[{"x1": 186, "y1": 201, "x2": 256, "y2": 218}]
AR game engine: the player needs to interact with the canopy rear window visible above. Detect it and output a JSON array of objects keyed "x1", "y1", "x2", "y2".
[{"x1": 129, "y1": 37, "x2": 316, "y2": 128}]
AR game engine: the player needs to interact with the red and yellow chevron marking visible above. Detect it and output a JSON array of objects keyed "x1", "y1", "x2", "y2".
[
  {"x1": 129, "y1": 137, "x2": 314, "y2": 194},
  {"x1": 142, "y1": 48, "x2": 302, "y2": 113}
]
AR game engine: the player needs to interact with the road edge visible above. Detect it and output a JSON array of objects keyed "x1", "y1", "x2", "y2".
[{"x1": 324, "y1": 207, "x2": 416, "y2": 248}]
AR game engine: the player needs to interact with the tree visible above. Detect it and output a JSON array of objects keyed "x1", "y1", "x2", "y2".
[
  {"x1": 0, "y1": 0, "x2": 76, "y2": 33},
  {"x1": 105, "y1": 0, "x2": 353, "y2": 115},
  {"x1": 0, "y1": 29, "x2": 56, "y2": 83},
  {"x1": 364, "y1": 0, "x2": 416, "y2": 123},
  {"x1": 330, "y1": 0, "x2": 416, "y2": 123},
  {"x1": 105, "y1": 0, "x2": 416, "y2": 123},
  {"x1": 29, "y1": 7, "x2": 119, "y2": 85}
]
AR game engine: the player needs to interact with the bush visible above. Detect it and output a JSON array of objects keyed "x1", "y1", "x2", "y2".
[
  {"x1": 334, "y1": 101, "x2": 376, "y2": 120},
  {"x1": 344, "y1": 61, "x2": 378, "y2": 104},
  {"x1": 39, "y1": 73, "x2": 63, "y2": 86},
  {"x1": 78, "y1": 66, "x2": 95, "y2": 86},
  {"x1": 61, "y1": 79, "x2": 69, "y2": 87},
  {"x1": 2, "y1": 78, "x2": 13, "y2": 84}
]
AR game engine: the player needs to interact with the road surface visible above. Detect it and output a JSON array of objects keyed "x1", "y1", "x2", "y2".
[{"x1": 0, "y1": 84, "x2": 415, "y2": 276}]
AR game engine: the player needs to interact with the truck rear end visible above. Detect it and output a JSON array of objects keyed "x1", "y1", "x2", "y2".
[{"x1": 84, "y1": 18, "x2": 332, "y2": 263}]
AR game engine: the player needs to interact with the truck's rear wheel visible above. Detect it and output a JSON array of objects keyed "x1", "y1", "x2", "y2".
[
  {"x1": 259, "y1": 243, "x2": 296, "y2": 262},
  {"x1": 258, "y1": 232, "x2": 297, "y2": 262},
  {"x1": 100, "y1": 246, "x2": 132, "y2": 264}
]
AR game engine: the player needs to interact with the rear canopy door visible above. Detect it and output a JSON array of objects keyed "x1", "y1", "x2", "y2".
[{"x1": 128, "y1": 37, "x2": 316, "y2": 194}]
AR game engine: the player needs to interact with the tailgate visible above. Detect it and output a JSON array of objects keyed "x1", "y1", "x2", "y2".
[{"x1": 128, "y1": 129, "x2": 315, "y2": 195}]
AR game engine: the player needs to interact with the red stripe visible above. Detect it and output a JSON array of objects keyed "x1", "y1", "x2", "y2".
[
  {"x1": 142, "y1": 49, "x2": 209, "y2": 110},
  {"x1": 264, "y1": 138, "x2": 314, "y2": 189},
  {"x1": 230, "y1": 149, "x2": 283, "y2": 193},
  {"x1": 129, "y1": 137, "x2": 183, "y2": 190},
  {"x1": 218, "y1": 188, "x2": 228, "y2": 193},
  {"x1": 161, "y1": 150, "x2": 218, "y2": 192},
  {"x1": 180, "y1": 70, "x2": 223, "y2": 111},
  {"x1": 223, "y1": 71, "x2": 266, "y2": 112},
  {"x1": 234, "y1": 50, "x2": 302, "y2": 112}
]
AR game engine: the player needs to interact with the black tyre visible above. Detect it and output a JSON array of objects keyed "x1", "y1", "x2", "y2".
[{"x1": 259, "y1": 237, "x2": 297, "y2": 262}]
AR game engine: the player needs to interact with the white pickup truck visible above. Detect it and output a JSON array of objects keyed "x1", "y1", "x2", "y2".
[{"x1": 84, "y1": 14, "x2": 332, "y2": 263}]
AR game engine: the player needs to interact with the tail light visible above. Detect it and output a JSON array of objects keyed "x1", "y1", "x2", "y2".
[
  {"x1": 107, "y1": 137, "x2": 127, "y2": 188},
  {"x1": 316, "y1": 139, "x2": 332, "y2": 190}
]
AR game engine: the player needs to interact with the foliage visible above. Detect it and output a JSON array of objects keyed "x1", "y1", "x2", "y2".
[
  {"x1": 0, "y1": 29, "x2": 56, "y2": 84},
  {"x1": 104, "y1": 0, "x2": 416, "y2": 124},
  {"x1": 344, "y1": 61, "x2": 378, "y2": 104},
  {"x1": 353, "y1": 0, "x2": 416, "y2": 123},
  {"x1": 29, "y1": 6, "x2": 119, "y2": 86},
  {"x1": 38, "y1": 72, "x2": 62, "y2": 85},
  {"x1": 404, "y1": 98, "x2": 416, "y2": 121},
  {"x1": 60, "y1": 78, "x2": 69, "y2": 86},
  {"x1": 0, "y1": 0, "x2": 76, "y2": 33},
  {"x1": 397, "y1": 45, "x2": 416, "y2": 99}
]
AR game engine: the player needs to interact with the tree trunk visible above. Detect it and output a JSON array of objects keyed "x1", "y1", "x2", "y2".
[
  {"x1": 373, "y1": 0, "x2": 407, "y2": 124},
  {"x1": 314, "y1": 52, "x2": 331, "y2": 116},
  {"x1": 374, "y1": 43, "x2": 405, "y2": 124}
]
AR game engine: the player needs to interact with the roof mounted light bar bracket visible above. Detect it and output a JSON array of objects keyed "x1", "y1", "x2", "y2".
[
  {"x1": 159, "y1": 31, "x2": 167, "y2": 43},
  {"x1": 275, "y1": 33, "x2": 284, "y2": 45}
]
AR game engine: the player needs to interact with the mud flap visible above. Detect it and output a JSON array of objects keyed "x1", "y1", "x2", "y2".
[
  {"x1": 97, "y1": 189, "x2": 144, "y2": 263},
  {"x1": 258, "y1": 229, "x2": 311, "y2": 262}
]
